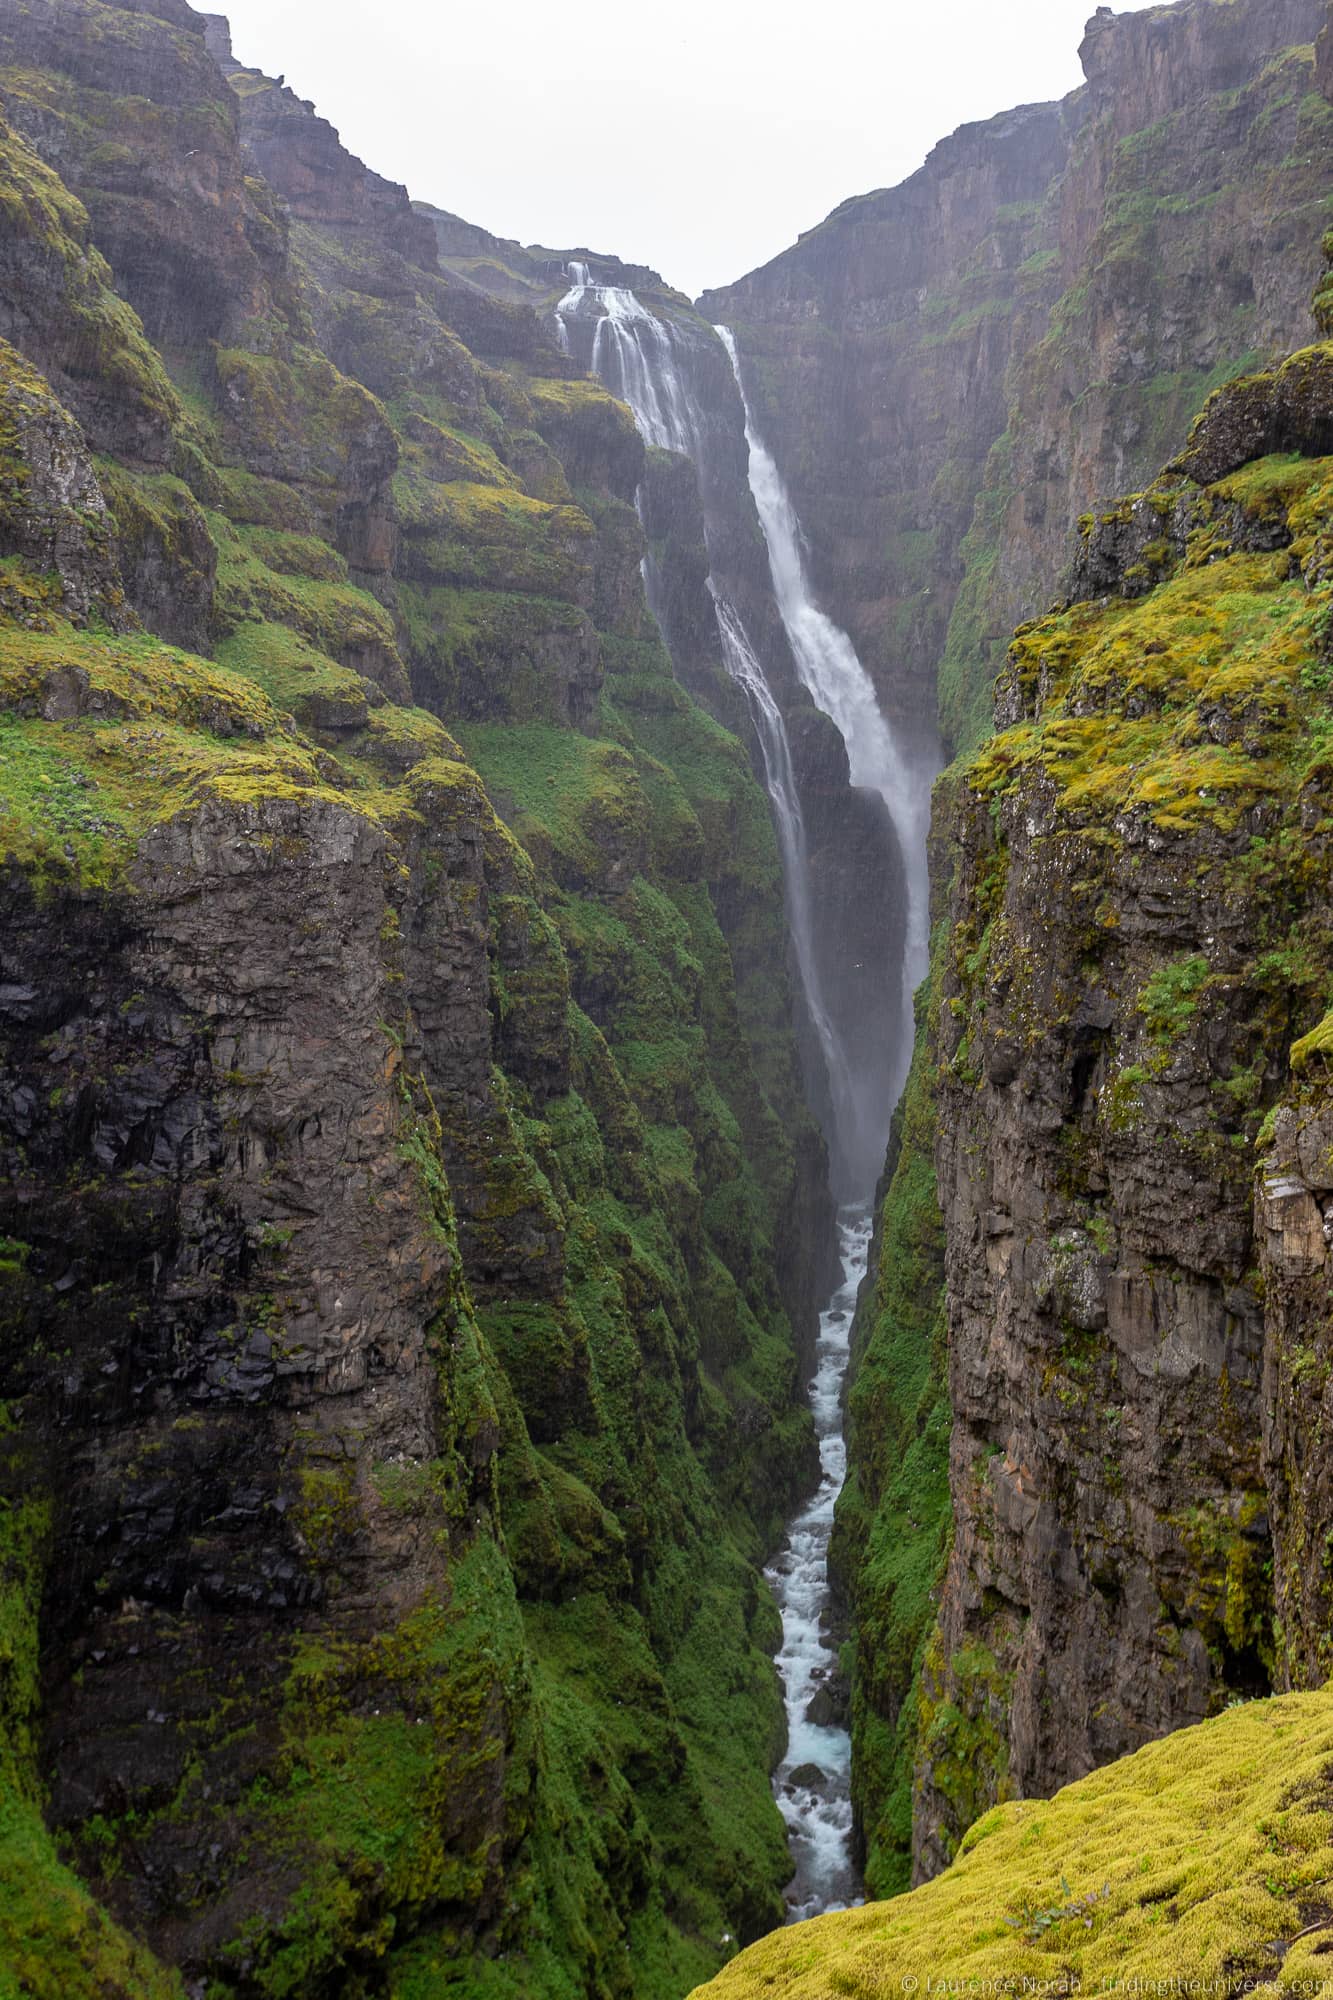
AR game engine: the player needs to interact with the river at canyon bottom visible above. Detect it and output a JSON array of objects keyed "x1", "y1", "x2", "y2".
[{"x1": 767, "y1": 1205, "x2": 871, "y2": 1921}]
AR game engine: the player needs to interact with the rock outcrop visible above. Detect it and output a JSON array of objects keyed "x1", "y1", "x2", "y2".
[{"x1": 914, "y1": 329, "x2": 1333, "y2": 1882}]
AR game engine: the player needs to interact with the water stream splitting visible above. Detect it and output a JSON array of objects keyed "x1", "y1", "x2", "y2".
[
  {"x1": 555, "y1": 270, "x2": 861, "y2": 1163},
  {"x1": 716, "y1": 326, "x2": 935, "y2": 1111},
  {"x1": 553, "y1": 267, "x2": 929, "y2": 1919}
]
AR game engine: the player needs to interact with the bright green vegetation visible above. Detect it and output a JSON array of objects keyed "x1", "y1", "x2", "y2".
[
  {"x1": 693, "y1": 1691, "x2": 1333, "y2": 1998},
  {"x1": 968, "y1": 543, "x2": 1326, "y2": 831}
]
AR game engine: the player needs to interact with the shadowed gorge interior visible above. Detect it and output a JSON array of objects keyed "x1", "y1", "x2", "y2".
[{"x1": 7, "y1": 0, "x2": 1333, "y2": 1996}]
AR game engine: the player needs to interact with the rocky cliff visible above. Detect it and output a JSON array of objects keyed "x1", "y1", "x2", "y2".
[
  {"x1": 703, "y1": 0, "x2": 1333, "y2": 1902},
  {"x1": 704, "y1": 0, "x2": 1332, "y2": 752},
  {"x1": 0, "y1": 4, "x2": 840, "y2": 1994}
]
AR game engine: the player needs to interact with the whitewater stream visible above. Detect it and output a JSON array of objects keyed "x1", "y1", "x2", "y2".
[{"x1": 767, "y1": 1206, "x2": 872, "y2": 1919}]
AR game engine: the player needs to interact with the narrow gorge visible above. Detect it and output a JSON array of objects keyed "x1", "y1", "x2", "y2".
[{"x1": 8, "y1": 0, "x2": 1333, "y2": 1996}]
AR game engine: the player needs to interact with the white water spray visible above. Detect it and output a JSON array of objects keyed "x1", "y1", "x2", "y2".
[
  {"x1": 716, "y1": 326, "x2": 934, "y2": 1102},
  {"x1": 557, "y1": 268, "x2": 863, "y2": 1159}
]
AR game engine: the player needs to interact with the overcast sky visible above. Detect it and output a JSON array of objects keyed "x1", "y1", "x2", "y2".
[{"x1": 218, "y1": 0, "x2": 1167, "y2": 298}]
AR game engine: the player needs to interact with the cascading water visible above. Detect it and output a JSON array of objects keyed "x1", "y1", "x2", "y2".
[
  {"x1": 709, "y1": 590, "x2": 859, "y2": 1163},
  {"x1": 767, "y1": 1205, "x2": 872, "y2": 1920},
  {"x1": 716, "y1": 326, "x2": 935, "y2": 1107},
  {"x1": 555, "y1": 268, "x2": 926, "y2": 1921},
  {"x1": 557, "y1": 264, "x2": 863, "y2": 1160},
  {"x1": 556, "y1": 266, "x2": 700, "y2": 454}
]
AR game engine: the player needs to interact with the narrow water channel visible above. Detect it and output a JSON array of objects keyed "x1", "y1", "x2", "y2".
[{"x1": 767, "y1": 1206, "x2": 872, "y2": 1920}]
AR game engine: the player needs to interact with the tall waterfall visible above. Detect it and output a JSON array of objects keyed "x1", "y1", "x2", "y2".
[
  {"x1": 716, "y1": 327, "x2": 934, "y2": 1102},
  {"x1": 555, "y1": 264, "x2": 938, "y2": 1927},
  {"x1": 556, "y1": 269, "x2": 699, "y2": 454},
  {"x1": 710, "y1": 589, "x2": 859, "y2": 1151},
  {"x1": 556, "y1": 265, "x2": 860, "y2": 1157}
]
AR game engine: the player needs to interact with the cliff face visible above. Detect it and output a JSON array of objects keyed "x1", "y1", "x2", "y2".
[
  {"x1": 0, "y1": 4, "x2": 838, "y2": 1994},
  {"x1": 702, "y1": 0, "x2": 1333, "y2": 1901},
  {"x1": 913, "y1": 327, "x2": 1333, "y2": 1891},
  {"x1": 704, "y1": 0, "x2": 1332, "y2": 752}
]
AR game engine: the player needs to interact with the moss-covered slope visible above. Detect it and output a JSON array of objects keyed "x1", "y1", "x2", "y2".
[
  {"x1": 0, "y1": 5, "x2": 832, "y2": 1995},
  {"x1": 692, "y1": 1689, "x2": 1333, "y2": 1997}
]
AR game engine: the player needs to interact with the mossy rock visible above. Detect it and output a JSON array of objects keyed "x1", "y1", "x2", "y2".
[{"x1": 693, "y1": 1691, "x2": 1333, "y2": 1997}]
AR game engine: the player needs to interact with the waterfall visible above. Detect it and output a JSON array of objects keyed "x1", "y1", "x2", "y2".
[
  {"x1": 716, "y1": 326, "x2": 934, "y2": 1103},
  {"x1": 555, "y1": 268, "x2": 914, "y2": 1925},
  {"x1": 556, "y1": 267, "x2": 863, "y2": 1163},
  {"x1": 556, "y1": 267, "x2": 698, "y2": 454},
  {"x1": 710, "y1": 589, "x2": 859, "y2": 1152}
]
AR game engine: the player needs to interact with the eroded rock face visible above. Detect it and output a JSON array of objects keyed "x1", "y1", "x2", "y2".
[
  {"x1": 912, "y1": 336, "x2": 1333, "y2": 1878},
  {"x1": 0, "y1": 788, "x2": 518, "y2": 1970},
  {"x1": 0, "y1": 339, "x2": 128, "y2": 625}
]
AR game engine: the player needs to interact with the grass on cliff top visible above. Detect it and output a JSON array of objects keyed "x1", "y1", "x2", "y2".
[
  {"x1": 969, "y1": 548, "x2": 1324, "y2": 833},
  {"x1": 692, "y1": 1690, "x2": 1333, "y2": 1999},
  {"x1": 0, "y1": 624, "x2": 396, "y2": 888}
]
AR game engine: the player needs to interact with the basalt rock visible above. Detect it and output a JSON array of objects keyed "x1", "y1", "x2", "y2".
[{"x1": 913, "y1": 324, "x2": 1333, "y2": 1882}]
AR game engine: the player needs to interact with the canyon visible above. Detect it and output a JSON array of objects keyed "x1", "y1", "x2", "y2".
[{"x1": 5, "y1": 0, "x2": 1333, "y2": 1996}]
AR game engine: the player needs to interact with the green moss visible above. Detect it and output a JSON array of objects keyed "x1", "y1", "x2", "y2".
[
  {"x1": 214, "y1": 620, "x2": 374, "y2": 729},
  {"x1": 1137, "y1": 953, "x2": 1212, "y2": 1046},
  {"x1": 0, "y1": 1420, "x2": 181, "y2": 1997},
  {"x1": 398, "y1": 479, "x2": 596, "y2": 599},
  {"x1": 400, "y1": 584, "x2": 591, "y2": 724},
  {"x1": 0, "y1": 620, "x2": 389, "y2": 874},
  {"x1": 1291, "y1": 1006, "x2": 1333, "y2": 1071},
  {"x1": 210, "y1": 513, "x2": 403, "y2": 674},
  {"x1": 694, "y1": 1692, "x2": 1333, "y2": 1999},
  {"x1": 969, "y1": 550, "x2": 1319, "y2": 832}
]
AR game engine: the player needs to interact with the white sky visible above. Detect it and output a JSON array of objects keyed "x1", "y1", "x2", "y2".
[{"x1": 217, "y1": 0, "x2": 1169, "y2": 298}]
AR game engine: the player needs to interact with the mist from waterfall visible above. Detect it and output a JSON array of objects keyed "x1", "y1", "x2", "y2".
[{"x1": 716, "y1": 326, "x2": 934, "y2": 1107}]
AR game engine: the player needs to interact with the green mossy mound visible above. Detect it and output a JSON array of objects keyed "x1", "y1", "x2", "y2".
[{"x1": 693, "y1": 1691, "x2": 1333, "y2": 1998}]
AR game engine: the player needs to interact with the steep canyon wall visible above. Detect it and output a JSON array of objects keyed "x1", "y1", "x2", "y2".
[
  {"x1": 707, "y1": 0, "x2": 1333, "y2": 1898},
  {"x1": 0, "y1": 4, "x2": 841, "y2": 1993}
]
